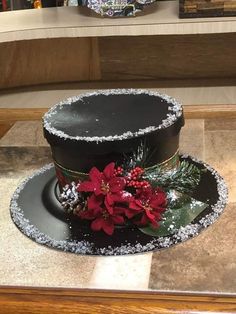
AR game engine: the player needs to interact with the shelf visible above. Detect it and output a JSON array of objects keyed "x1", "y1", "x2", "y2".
[{"x1": 1, "y1": 1, "x2": 236, "y2": 43}]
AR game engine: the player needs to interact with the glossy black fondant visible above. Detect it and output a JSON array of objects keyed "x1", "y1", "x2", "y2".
[
  {"x1": 46, "y1": 94, "x2": 174, "y2": 137},
  {"x1": 44, "y1": 93, "x2": 184, "y2": 172},
  {"x1": 50, "y1": 134, "x2": 181, "y2": 173},
  {"x1": 12, "y1": 157, "x2": 219, "y2": 256}
]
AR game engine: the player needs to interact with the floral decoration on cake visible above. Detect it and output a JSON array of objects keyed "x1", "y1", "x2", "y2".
[{"x1": 59, "y1": 145, "x2": 207, "y2": 236}]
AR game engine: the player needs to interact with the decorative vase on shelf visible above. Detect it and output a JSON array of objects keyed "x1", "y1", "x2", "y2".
[{"x1": 69, "y1": 0, "x2": 157, "y2": 17}]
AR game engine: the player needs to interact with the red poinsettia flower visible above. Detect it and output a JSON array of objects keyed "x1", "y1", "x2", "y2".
[
  {"x1": 78, "y1": 162, "x2": 126, "y2": 214},
  {"x1": 127, "y1": 188, "x2": 167, "y2": 227},
  {"x1": 77, "y1": 194, "x2": 126, "y2": 235},
  {"x1": 79, "y1": 202, "x2": 125, "y2": 235},
  {"x1": 78, "y1": 194, "x2": 103, "y2": 220},
  {"x1": 91, "y1": 207, "x2": 125, "y2": 235}
]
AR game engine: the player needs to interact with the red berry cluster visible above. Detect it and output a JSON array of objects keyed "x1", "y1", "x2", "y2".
[
  {"x1": 130, "y1": 167, "x2": 144, "y2": 178},
  {"x1": 126, "y1": 167, "x2": 150, "y2": 189},
  {"x1": 128, "y1": 180, "x2": 150, "y2": 189},
  {"x1": 114, "y1": 166, "x2": 124, "y2": 176}
]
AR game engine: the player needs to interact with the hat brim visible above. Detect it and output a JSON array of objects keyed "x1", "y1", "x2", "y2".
[{"x1": 10, "y1": 156, "x2": 228, "y2": 256}]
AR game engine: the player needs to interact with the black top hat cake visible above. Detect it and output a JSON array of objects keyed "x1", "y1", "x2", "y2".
[
  {"x1": 43, "y1": 90, "x2": 184, "y2": 187},
  {"x1": 10, "y1": 89, "x2": 228, "y2": 256}
]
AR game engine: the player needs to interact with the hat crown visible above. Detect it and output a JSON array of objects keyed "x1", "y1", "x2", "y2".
[{"x1": 43, "y1": 89, "x2": 184, "y2": 173}]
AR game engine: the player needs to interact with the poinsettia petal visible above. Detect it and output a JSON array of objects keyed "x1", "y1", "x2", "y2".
[
  {"x1": 109, "y1": 177, "x2": 126, "y2": 193},
  {"x1": 91, "y1": 217, "x2": 103, "y2": 231},
  {"x1": 110, "y1": 192, "x2": 129, "y2": 204},
  {"x1": 111, "y1": 193, "x2": 123, "y2": 202},
  {"x1": 102, "y1": 219, "x2": 115, "y2": 235},
  {"x1": 89, "y1": 167, "x2": 102, "y2": 184},
  {"x1": 113, "y1": 206, "x2": 126, "y2": 215},
  {"x1": 124, "y1": 209, "x2": 137, "y2": 219},
  {"x1": 139, "y1": 187, "x2": 152, "y2": 199},
  {"x1": 145, "y1": 209, "x2": 156, "y2": 220},
  {"x1": 79, "y1": 209, "x2": 95, "y2": 220},
  {"x1": 153, "y1": 206, "x2": 166, "y2": 214},
  {"x1": 93, "y1": 207, "x2": 104, "y2": 216},
  {"x1": 129, "y1": 200, "x2": 142, "y2": 211},
  {"x1": 150, "y1": 199, "x2": 162, "y2": 209},
  {"x1": 150, "y1": 194, "x2": 166, "y2": 208},
  {"x1": 106, "y1": 193, "x2": 114, "y2": 206},
  {"x1": 157, "y1": 190, "x2": 167, "y2": 201},
  {"x1": 94, "y1": 186, "x2": 103, "y2": 196},
  {"x1": 112, "y1": 215, "x2": 124, "y2": 224},
  {"x1": 139, "y1": 214, "x2": 148, "y2": 226},
  {"x1": 145, "y1": 211, "x2": 158, "y2": 227},
  {"x1": 78, "y1": 181, "x2": 95, "y2": 192},
  {"x1": 149, "y1": 218, "x2": 159, "y2": 228},
  {"x1": 103, "y1": 162, "x2": 115, "y2": 180},
  {"x1": 87, "y1": 194, "x2": 103, "y2": 210},
  {"x1": 105, "y1": 197, "x2": 114, "y2": 214}
]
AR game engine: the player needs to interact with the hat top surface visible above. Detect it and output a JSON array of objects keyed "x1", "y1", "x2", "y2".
[{"x1": 43, "y1": 89, "x2": 182, "y2": 142}]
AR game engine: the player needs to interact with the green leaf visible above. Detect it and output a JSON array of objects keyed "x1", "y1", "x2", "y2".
[{"x1": 139, "y1": 192, "x2": 208, "y2": 237}]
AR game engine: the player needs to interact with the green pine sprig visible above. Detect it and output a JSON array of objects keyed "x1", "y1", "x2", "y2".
[
  {"x1": 122, "y1": 140, "x2": 150, "y2": 171},
  {"x1": 121, "y1": 142, "x2": 202, "y2": 195},
  {"x1": 143, "y1": 160, "x2": 202, "y2": 194}
]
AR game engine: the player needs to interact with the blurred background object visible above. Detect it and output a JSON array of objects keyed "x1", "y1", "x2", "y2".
[{"x1": 180, "y1": 0, "x2": 236, "y2": 18}]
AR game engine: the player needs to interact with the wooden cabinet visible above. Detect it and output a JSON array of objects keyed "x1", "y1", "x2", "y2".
[{"x1": 1, "y1": 1, "x2": 236, "y2": 89}]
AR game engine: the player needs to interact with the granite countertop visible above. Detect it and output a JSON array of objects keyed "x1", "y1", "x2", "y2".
[{"x1": 0, "y1": 119, "x2": 235, "y2": 293}]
